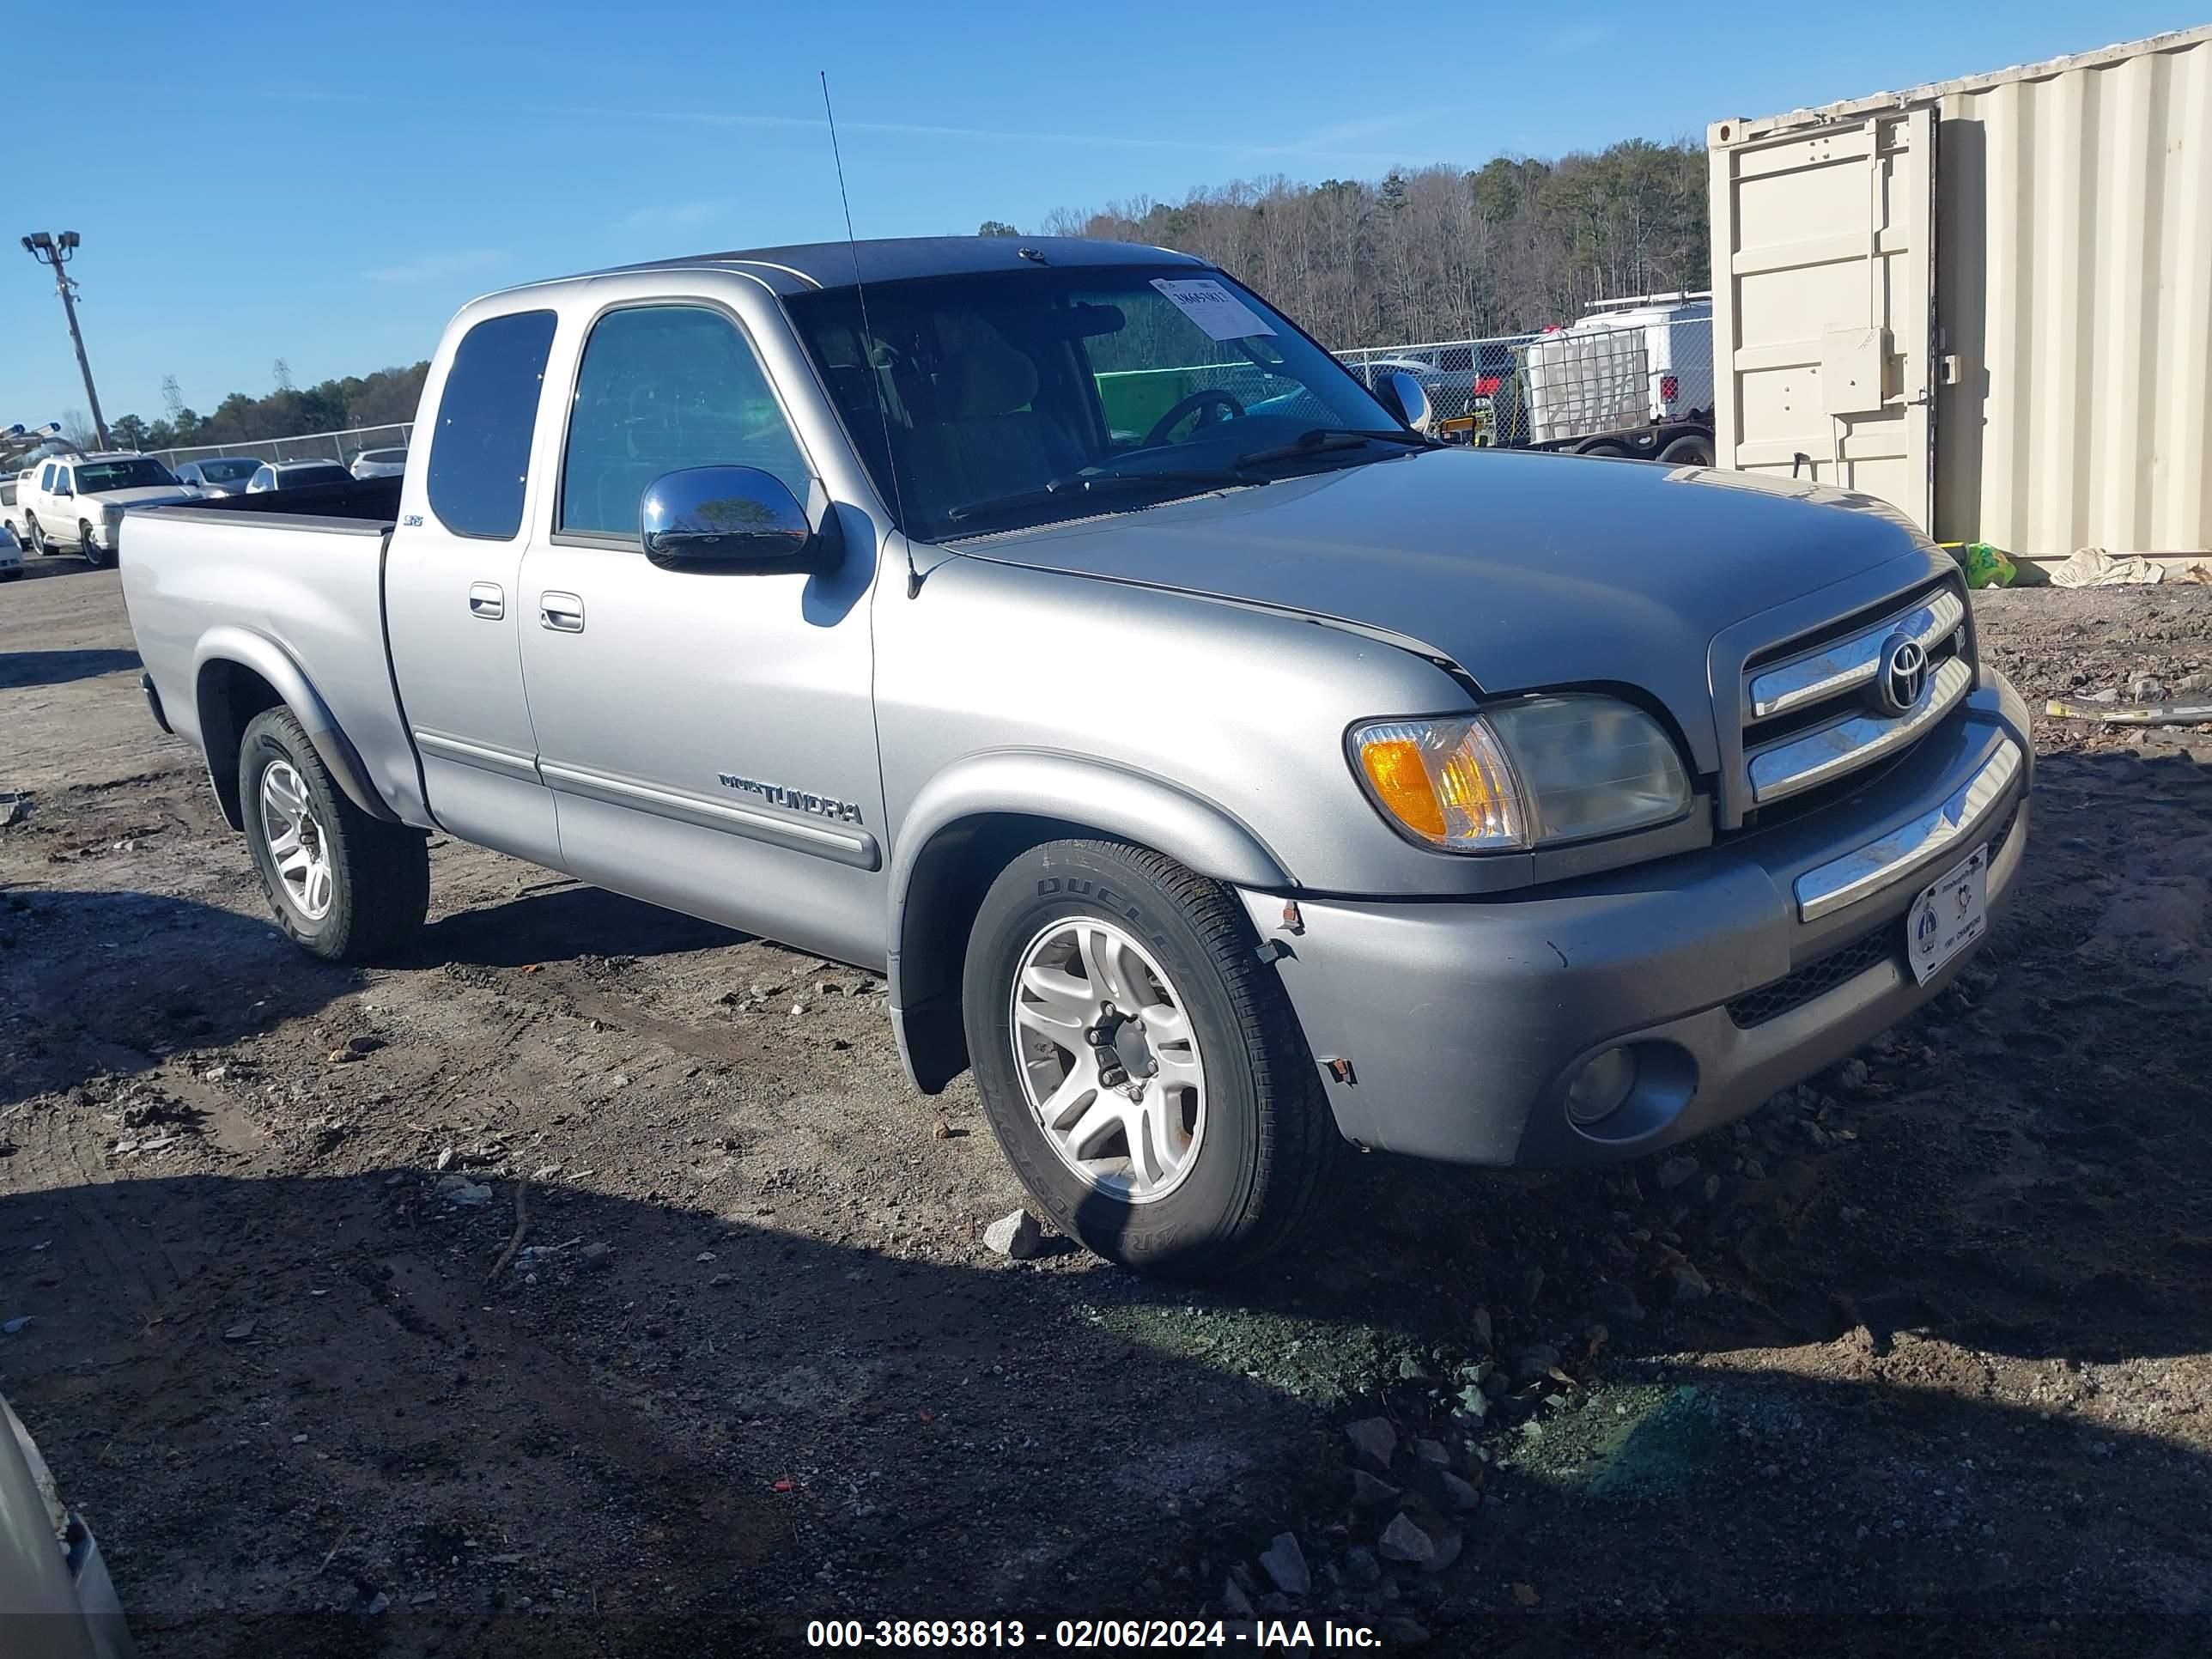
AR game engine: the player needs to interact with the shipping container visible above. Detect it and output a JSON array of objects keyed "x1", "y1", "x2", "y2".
[{"x1": 1707, "y1": 26, "x2": 2212, "y2": 563}]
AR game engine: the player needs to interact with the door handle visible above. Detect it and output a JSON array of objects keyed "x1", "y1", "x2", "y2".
[
  {"x1": 467, "y1": 582, "x2": 505, "y2": 620},
  {"x1": 539, "y1": 592, "x2": 585, "y2": 633}
]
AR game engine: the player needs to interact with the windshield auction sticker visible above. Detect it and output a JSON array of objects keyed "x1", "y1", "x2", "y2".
[{"x1": 1150, "y1": 278, "x2": 1277, "y2": 341}]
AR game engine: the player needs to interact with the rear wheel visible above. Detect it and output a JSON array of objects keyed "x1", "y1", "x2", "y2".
[
  {"x1": 1578, "y1": 440, "x2": 1630, "y2": 459},
  {"x1": 238, "y1": 707, "x2": 428, "y2": 963},
  {"x1": 1657, "y1": 432, "x2": 1716, "y2": 466},
  {"x1": 26, "y1": 516, "x2": 48, "y2": 556},
  {"x1": 963, "y1": 838, "x2": 1344, "y2": 1275}
]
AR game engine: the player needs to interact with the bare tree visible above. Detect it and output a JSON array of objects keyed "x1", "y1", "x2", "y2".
[{"x1": 1036, "y1": 139, "x2": 1708, "y2": 347}]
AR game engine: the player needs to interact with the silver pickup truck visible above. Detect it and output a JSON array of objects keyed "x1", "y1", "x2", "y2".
[{"x1": 121, "y1": 236, "x2": 2030, "y2": 1272}]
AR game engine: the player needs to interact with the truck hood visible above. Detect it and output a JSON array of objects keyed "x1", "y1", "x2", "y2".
[
  {"x1": 95, "y1": 485, "x2": 199, "y2": 509},
  {"x1": 949, "y1": 447, "x2": 1940, "y2": 767}
]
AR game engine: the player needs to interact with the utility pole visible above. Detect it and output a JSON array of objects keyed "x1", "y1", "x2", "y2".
[{"x1": 20, "y1": 230, "x2": 112, "y2": 451}]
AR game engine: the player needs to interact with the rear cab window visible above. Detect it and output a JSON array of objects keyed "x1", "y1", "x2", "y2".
[{"x1": 426, "y1": 308, "x2": 559, "y2": 539}]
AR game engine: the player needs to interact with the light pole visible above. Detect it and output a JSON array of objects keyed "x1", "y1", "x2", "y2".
[{"x1": 21, "y1": 231, "x2": 112, "y2": 452}]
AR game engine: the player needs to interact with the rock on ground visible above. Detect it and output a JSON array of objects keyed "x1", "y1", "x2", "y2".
[
  {"x1": 1256, "y1": 1532, "x2": 1310, "y2": 1597},
  {"x1": 982, "y1": 1208, "x2": 1042, "y2": 1260}
]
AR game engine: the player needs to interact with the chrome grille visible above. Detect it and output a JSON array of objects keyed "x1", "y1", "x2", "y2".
[{"x1": 1740, "y1": 583, "x2": 1972, "y2": 810}]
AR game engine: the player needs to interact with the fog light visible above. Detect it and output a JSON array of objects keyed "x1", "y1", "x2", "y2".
[{"x1": 1565, "y1": 1046, "x2": 1638, "y2": 1125}]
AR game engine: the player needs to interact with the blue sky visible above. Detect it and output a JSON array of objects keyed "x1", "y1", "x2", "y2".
[{"x1": 4, "y1": 1, "x2": 2198, "y2": 428}]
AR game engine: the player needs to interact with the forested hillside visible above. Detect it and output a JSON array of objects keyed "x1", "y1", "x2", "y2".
[
  {"x1": 101, "y1": 362, "x2": 430, "y2": 456},
  {"x1": 1035, "y1": 139, "x2": 1709, "y2": 347}
]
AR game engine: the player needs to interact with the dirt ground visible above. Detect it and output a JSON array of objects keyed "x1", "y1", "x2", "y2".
[{"x1": 3, "y1": 558, "x2": 2210, "y2": 1657}]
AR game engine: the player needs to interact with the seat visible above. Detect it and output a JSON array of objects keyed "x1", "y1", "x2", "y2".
[{"x1": 896, "y1": 315, "x2": 1084, "y2": 521}]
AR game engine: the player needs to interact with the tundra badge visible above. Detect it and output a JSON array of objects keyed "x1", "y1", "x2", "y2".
[{"x1": 717, "y1": 773, "x2": 863, "y2": 824}]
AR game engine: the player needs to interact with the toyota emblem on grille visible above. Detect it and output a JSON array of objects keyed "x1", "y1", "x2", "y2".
[{"x1": 1873, "y1": 635, "x2": 1929, "y2": 715}]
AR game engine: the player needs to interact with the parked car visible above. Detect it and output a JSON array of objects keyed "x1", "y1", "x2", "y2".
[
  {"x1": 348, "y1": 447, "x2": 408, "y2": 479},
  {"x1": 15, "y1": 453, "x2": 198, "y2": 567},
  {"x1": 1, "y1": 468, "x2": 31, "y2": 544},
  {"x1": 119, "y1": 236, "x2": 2031, "y2": 1273},
  {"x1": 1, "y1": 520, "x2": 22, "y2": 580},
  {"x1": 245, "y1": 459, "x2": 355, "y2": 493},
  {"x1": 0, "y1": 1391, "x2": 134, "y2": 1658},
  {"x1": 173, "y1": 457, "x2": 264, "y2": 496}
]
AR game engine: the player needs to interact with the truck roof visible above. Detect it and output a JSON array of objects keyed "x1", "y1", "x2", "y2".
[{"x1": 532, "y1": 235, "x2": 1206, "y2": 299}]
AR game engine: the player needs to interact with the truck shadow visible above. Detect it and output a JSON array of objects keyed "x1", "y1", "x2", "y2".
[
  {"x1": 419, "y1": 881, "x2": 748, "y2": 969},
  {"x1": 2, "y1": 1165, "x2": 2205, "y2": 1655},
  {"x1": 0, "y1": 883, "x2": 746, "y2": 1109},
  {"x1": 0, "y1": 647, "x2": 142, "y2": 690},
  {"x1": 0, "y1": 887, "x2": 358, "y2": 1110}
]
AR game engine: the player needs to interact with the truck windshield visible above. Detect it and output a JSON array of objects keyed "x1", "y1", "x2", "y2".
[
  {"x1": 74, "y1": 458, "x2": 180, "y2": 492},
  {"x1": 786, "y1": 266, "x2": 1399, "y2": 539}
]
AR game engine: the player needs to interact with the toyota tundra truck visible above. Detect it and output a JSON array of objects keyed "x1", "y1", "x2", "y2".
[{"x1": 118, "y1": 236, "x2": 2030, "y2": 1272}]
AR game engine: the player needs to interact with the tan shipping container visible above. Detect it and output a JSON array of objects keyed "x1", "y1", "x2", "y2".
[{"x1": 1708, "y1": 26, "x2": 2212, "y2": 562}]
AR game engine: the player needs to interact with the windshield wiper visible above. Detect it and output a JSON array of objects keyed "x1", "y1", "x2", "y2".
[
  {"x1": 945, "y1": 466, "x2": 1253, "y2": 525},
  {"x1": 1231, "y1": 428, "x2": 1441, "y2": 469}
]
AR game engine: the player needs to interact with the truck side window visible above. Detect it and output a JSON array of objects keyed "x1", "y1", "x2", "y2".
[
  {"x1": 425, "y1": 308, "x2": 558, "y2": 540},
  {"x1": 558, "y1": 305, "x2": 809, "y2": 541}
]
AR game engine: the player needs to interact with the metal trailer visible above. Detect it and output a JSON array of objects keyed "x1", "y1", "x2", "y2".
[
  {"x1": 1708, "y1": 26, "x2": 2212, "y2": 563},
  {"x1": 1340, "y1": 302, "x2": 1716, "y2": 463}
]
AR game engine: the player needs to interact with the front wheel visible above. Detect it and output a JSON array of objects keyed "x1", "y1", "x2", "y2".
[
  {"x1": 963, "y1": 839, "x2": 1344, "y2": 1274},
  {"x1": 238, "y1": 707, "x2": 428, "y2": 963},
  {"x1": 79, "y1": 520, "x2": 109, "y2": 568}
]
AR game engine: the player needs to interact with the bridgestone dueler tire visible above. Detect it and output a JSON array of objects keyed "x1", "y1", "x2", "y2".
[
  {"x1": 963, "y1": 838, "x2": 1346, "y2": 1275},
  {"x1": 238, "y1": 708, "x2": 428, "y2": 963}
]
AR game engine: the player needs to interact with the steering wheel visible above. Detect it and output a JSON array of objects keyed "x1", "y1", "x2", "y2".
[{"x1": 1143, "y1": 387, "x2": 1245, "y2": 447}]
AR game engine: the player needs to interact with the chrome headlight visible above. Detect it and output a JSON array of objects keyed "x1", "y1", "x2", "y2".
[{"x1": 1352, "y1": 695, "x2": 1692, "y2": 851}]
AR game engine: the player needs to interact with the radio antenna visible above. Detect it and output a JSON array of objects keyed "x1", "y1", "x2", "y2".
[{"x1": 820, "y1": 70, "x2": 920, "y2": 599}]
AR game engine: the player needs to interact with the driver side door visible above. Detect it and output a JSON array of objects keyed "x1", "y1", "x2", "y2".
[{"x1": 516, "y1": 294, "x2": 887, "y2": 967}]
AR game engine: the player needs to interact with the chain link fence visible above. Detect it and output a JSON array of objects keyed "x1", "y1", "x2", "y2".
[
  {"x1": 154, "y1": 422, "x2": 414, "y2": 471},
  {"x1": 1338, "y1": 307, "x2": 1713, "y2": 449}
]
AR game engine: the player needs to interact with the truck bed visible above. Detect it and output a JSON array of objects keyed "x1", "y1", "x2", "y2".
[
  {"x1": 149, "y1": 474, "x2": 401, "y2": 526},
  {"x1": 122, "y1": 482, "x2": 422, "y2": 829}
]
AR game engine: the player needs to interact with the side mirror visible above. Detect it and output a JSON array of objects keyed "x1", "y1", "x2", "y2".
[
  {"x1": 641, "y1": 465, "x2": 832, "y2": 571},
  {"x1": 1380, "y1": 369, "x2": 1433, "y2": 436},
  {"x1": 54, "y1": 481, "x2": 72, "y2": 498}
]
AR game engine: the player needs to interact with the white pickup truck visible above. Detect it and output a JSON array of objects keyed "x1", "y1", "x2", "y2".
[{"x1": 118, "y1": 236, "x2": 2030, "y2": 1272}]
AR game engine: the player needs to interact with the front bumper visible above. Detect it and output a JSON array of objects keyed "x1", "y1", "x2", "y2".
[{"x1": 1243, "y1": 669, "x2": 2032, "y2": 1167}]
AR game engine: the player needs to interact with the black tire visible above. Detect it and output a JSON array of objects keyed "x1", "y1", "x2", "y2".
[
  {"x1": 1656, "y1": 432, "x2": 1716, "y2": 466},
  {"x1": 1578, "y1": 440, "x2": 1630, "y2": 458},
  {"x1": 26, "y1": 516, "x2": 48, "y2": 556},
  {"x1": 79, "y1": 520, "x2": 108, "y2": 568},
  {"x1": 963, "y1": 839, "x2": 1345, "y2": 1275},
  {"x1": 238, "y1": 707, "x2": 428, "y2": 963}
]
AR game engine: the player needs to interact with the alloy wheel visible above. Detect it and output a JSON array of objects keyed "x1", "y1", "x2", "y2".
[
  {"x1": 1008, "y1": 917, "x2": 1206, "y2": 1203},
  {"x1": 259, "y1": 759, "x2": 335, "y2": 921}
]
